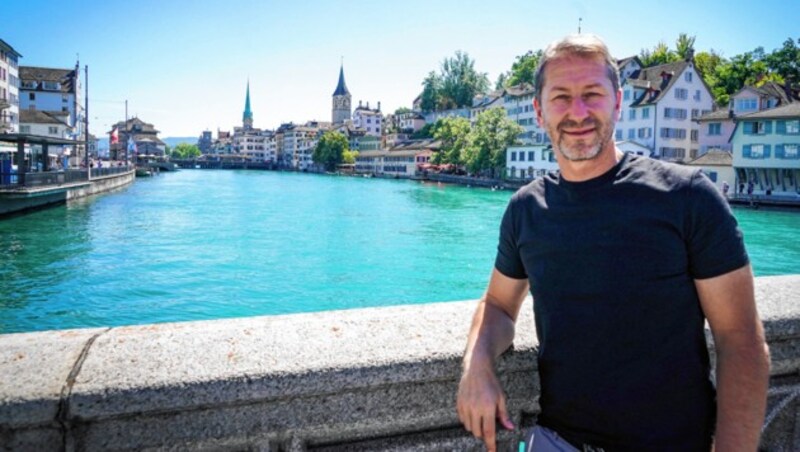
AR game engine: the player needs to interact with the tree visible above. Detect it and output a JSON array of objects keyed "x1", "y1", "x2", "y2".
[
  {"x1": 394, "y1": 107, "x2": 412, "y2": 115},
  {"x1": 463, "y1": 107, "x2": 523, "y2": 177},
  {"x1": 675, "y1": 33, "x2": 696, "y2": 61},
  {"x1": 411, "y1": 122, "x2": 436, "y2": 139},
  {"x1": 312, "y1": 131, "x2": 352, "y2": 171},
  {"x1": 170, "y1": 143, "x2": 200, "y2": 159},
  {"x1": 440, "y1": 51, "x2": 490, "y2": 109},
  {"x1": 506, "y1": 50, "x2": 543, "y2": 87},
  {"x1": 420, "y1": 71, "x2": 442, "y2": 112},
  {"x1": 494, "y1": 72, "x2": 509, "y2": 90},
  {"x1": 764, "y1": 37, "x2": 800, "y2": 86},
  {"x1": 639, "y1": 41, "x2": 678, "y2": 67},
  {"x1": 432, "y1": 116, "x2": 471, "y2": 165}
]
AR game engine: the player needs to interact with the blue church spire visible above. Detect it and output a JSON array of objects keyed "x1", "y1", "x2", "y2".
[
  {"x1": 333, "y1": 64, "x2": 350, "y2": 96},
  {"x1": 243, "y1": 80, "x2": 253, "y2": 125}
]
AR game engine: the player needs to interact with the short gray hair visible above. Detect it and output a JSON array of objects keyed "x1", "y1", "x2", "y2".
[{"x1": 534, "y1": 34, "x2": 620, "y2": 104}]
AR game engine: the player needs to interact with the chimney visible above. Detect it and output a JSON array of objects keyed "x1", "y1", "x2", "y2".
[
  {"x1": 359, "y1": 100, "x2": 362, "y2": 108},
  {"x1": 685, "y1": 48, "x2": 695, "y2": 62},
  {"x1": 377, "y1": 101, "x2": 381, "y2": 111},
  {"x1": 367, "y1": 101, "x2": 370, "y2": 109}
]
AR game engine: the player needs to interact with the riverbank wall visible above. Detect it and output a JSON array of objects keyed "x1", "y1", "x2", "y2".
[
  {"x1": 0, "y1": 169, "x2": 134, "y2": 217},
  {"x1": 1, "y1": 274, "x2": 798, "y2": 451}
]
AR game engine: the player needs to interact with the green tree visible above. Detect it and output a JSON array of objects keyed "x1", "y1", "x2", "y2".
[
  {"x1": 675, "y1": 33, "x2": 696, "y2": 61},
  {"x1": 171, "y1": 143, "x2": 200, "y2": 159},
  {"x1": 494, "y1": 72, "x2": 509, "y2": 90},
  {"x1": 440, "y1": 51, "x2": 489, "y2": 109},
  {"x1": 432, "y1": 116, "x2": 471, "y2": 165},
  {"x1": 639, "y1": 41, "x2": 678, "y2": 67},
  {"x1": 411, "y1": 122, "x2": 436, "y2": 139},
  {"x1": 764, "y1": 37, "x2": 800, "y2": 86},
  {"x1": 506, "y1": 50, "x2": 543, "y2": 87},
  {"x1": 711, "y1": 49, "x2": 771, "y2": 106},
  {"x1": 420, "y1": 71, "x2": 442, "y2": 112},
  {"x1": 312, "y1": 131, "x2": 352, "y2": 171},
  {"x1": 463, "y1": 107, "x2": 522, "y2": 177},
  {"x1": 394, "y1": 107, "x2": 412, "y2": 115}
]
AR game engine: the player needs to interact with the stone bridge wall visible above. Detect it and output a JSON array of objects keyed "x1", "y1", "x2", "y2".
[{"x1": 1, "y1": 275, "x2": 798, "y2": 451}]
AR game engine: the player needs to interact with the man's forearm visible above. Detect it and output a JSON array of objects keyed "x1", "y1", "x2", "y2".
[
  {"x1": 713, "y1": 337, "x2": 770, "y2": 451},
  {"x1": 462, "y1": 298, "x2": 517, "y2": 372}
]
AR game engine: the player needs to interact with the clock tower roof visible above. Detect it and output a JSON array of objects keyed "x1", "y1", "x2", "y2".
[{"x1": 333, "y1": 64, "x2": 350, "y2": 97}]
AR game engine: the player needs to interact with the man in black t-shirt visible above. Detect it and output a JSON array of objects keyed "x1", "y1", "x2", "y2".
[{"x1": 456, "y1": 34, "x2": 770, "y2": 452}]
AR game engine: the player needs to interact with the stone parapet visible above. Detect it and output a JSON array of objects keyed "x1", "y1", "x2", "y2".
[{"x1": 1, "y1": 275, "x2": 799, "y2": 451}]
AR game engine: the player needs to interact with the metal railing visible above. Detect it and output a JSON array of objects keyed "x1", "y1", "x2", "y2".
[
  {"x1": 90, "y1": 165, "x2": 133, "y2": 178},
  {"x1": 0, "y1": 169, "x2": 89, "y2": 189}
]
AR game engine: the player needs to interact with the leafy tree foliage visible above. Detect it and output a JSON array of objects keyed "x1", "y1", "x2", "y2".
[
  {"x1": 675, "y1": 33, "x2": 696, "y2": 61},
  {"x1": 432, "y1": 116, "x2": 471, "y2": 165},
  {"x1": 419, "y1": 52, "x2": 488, "y2": 111},
  {"x1": 312, "y1": 131, "x2": 355, "y2": 171},
  {"x1": 170, "y1": 143, "x2": 200, "y2": 159},
  {"x1": 420, "y1": 71, "x2": 442, "y2": 112},
  {"x1": 639, "y1": 41, "x2": 679, "y2": 67},
  {"x1": 764, "y1": 37, "x2": 800, "y2": 86},
  {"x1": 506, "y1": 50, "x2": 543, "y2": 87},
  {"x1": 463, "y1": 108, "x2": 523, "y2": 177},
  {"x1": 394, "y1": 107, "x2": 412, "y2": 115},
  {"x1": 411, "y1": 122, "x2": 436, "y2": 139}
]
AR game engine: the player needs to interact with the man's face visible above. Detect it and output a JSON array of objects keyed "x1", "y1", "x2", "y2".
[{"x1": 534, "y1": 56, "x2": 621, "y2": 162}]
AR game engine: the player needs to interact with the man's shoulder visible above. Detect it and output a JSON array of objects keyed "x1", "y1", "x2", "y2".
[{"x1": 510, "y1": 175, "x2": 551, "y2": 204}]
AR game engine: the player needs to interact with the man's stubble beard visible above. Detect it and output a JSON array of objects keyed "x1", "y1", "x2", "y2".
[{"x1": 550, "y1": 115, "x2": 616, "y2": 162}]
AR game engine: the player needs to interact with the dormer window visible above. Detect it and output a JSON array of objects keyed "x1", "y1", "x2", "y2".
[{"x1": 43, "y1": 81, "x2": 60, "y2": 90}]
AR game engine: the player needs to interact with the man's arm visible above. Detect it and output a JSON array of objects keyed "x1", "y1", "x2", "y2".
[
  {"x1": 457, "y1": 268, "x2": 530, "y2": 452},
  {"x1": 695, "y1": 264, "x2": 770, "y2": 452}
]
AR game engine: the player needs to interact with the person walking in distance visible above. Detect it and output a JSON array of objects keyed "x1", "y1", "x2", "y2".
[{"x1": 456, "y1": 34, "x2": 770, "y2": 452}]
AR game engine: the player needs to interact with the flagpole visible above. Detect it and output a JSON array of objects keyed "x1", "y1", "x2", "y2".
[{"x1": 84, "y1": 65, "x2": 89, "y2": 170}]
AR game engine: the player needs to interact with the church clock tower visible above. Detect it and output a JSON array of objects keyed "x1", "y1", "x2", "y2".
[{"x1": 332, "y1": 64, "x2": 351, "y2": 125}]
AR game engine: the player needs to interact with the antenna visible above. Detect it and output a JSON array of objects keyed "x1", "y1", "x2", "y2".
[{"x1": 578, "y1": 17, "x2": 582, "y2": 34}]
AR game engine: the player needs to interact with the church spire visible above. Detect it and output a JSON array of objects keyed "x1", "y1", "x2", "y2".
[
  {"x1": 243, "y1": 80, "x2": 253, "y2": 127},
  {"x1": 333, "y1": 64, "x2": 350, "y2": 96}
]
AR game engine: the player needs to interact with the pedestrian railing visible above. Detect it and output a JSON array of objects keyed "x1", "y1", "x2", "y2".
[{"x1": 90, "y1": 165, "x2": 133, "y2": 179}]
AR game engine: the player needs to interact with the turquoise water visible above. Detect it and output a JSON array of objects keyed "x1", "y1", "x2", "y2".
[{"x1": 1, "y1": 170, "x2": 798, "y2": 334}]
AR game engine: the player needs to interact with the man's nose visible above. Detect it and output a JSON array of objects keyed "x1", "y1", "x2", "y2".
[{"x1": 568, "y1": 97, "x2": 590, "y2": 120}]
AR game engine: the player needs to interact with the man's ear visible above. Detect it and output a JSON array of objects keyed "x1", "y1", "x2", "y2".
[
  {"x1": 615, "y1": 89, "x2": 622, "y2": 120},
  {"x1": 534, "y1": 98, "x2": 544, "y2": 128}
]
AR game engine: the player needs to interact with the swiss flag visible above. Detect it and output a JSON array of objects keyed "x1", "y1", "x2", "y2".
[{"x1": 111, "y1": 127, "x2": 119, "y2": 145}]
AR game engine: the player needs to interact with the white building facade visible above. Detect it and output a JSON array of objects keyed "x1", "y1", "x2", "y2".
[
  {"x1": 617, "y1": 60, "x2": 713, "y2": 162},
  {"x1": 0, "y1": 38, "x2": 22, "y2": 134}
]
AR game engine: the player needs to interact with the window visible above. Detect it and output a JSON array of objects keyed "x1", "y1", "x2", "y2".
[
  {"x1": 519, "y1": 151, "x2": 525, "y2": 162},
  {"x1": 776, "y1": 144, "x2": 799, "y2": 159},
  {"x1": 637, "y1": 127, "x2": 652, "y2": 139},
  {"x1": 660, "y1": 128, "x2": 687, "y2": 139},
  {"x1": 777, "y1": 120, "x2": 800, "y2": 134},
  {"x1": 708, "y1": 123, "x2": 721, "y2": 135},
  {"x1": 736, "y1": 98, "x2": 757, "y2": 112},
  {"x1": 642, "y1": 107, "x2": 650, "y2": 119},
  {"x1": 743, "y1": 144, "x2": 771, "y2": 159},
  {"x1": 674, "y1": 88, "x2": 688, "y2": 100},
  {"x1": 629, "y1": 109, "x2": 636, "y2": 120},
  {"x1": 48, "y1": 126, "x2": 58, "y2": 135},
  {"x1": 624, "y1": 90, "x2": 631, "y2": 101},
  {"x1": 528, "y1": 151, "x2": 534, "y2": 161},
  {"x1": 693, "y1": 90, "x2": 701, "y2": 101},
  {"x1": 615, "y1": 129, "x2": 623, "y2": 140},
  {"x1": 691, "y1": 130, "x2": 698, "y2": 142},
  {"x1": 29, "y1": 92, "x2": 35, "y2": 100},
  {"x1": 20, "y1": 125, "x2": 30, "y2": 133},
  {"x1": 664, "y1": 108, "x2": 688, "y2": 119},
  {"x1": 691, "y1": 109, "x2": 699, "y2": 119},
  {"x1": 743, "y1": 121, "x2": 771, "y2": 135},
  {"x1": 659, "y1": 147, "x2": 686, "y2": 159},
  {"x1": 511, "y1": 151, "x2": 517, "y2": 161},
  {"x1": 685, "y1": 71, "x2": 692, "y2": 82},
  {"x1": 628, "y1": 129, "x2": 635, "y2": 139}
]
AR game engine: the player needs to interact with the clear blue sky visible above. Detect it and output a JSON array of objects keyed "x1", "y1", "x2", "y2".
[{"x1": 3, "y1": 0, "x2": 798, "y2": 138}]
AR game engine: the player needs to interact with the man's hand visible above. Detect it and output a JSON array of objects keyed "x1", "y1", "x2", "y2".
[
  {"x1": 457, "y1": 364, "x2": 514, "y2": 452},
  {"x1": 457, "y1": 269, "x2": 529, "y2": 451}
]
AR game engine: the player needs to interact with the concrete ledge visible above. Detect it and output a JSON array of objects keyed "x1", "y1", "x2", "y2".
[{"x1": 1, "y1": 275, "x2": 798, "y2": 451}]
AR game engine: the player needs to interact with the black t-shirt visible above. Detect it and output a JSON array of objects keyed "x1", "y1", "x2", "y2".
[{"x1": 495, "y1": 153, "x2": 749, "y2": 451}]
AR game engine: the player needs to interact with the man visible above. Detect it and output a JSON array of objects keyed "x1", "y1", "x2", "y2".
[{"x1": 457, "y1": 34, "x2": 769, "y2": 452}]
